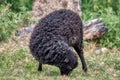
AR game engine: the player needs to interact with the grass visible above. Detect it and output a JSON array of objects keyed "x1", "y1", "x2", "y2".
[
  {"x1": 0, "y1": 4, "x2": 32, "y2": 41},
  {"x1": 2, "y1": 0, "x2": 33, "y2": 12},
  {"x1": 0, "y1": 40, "x2": 120, "y2": 80},
  {"x1": 82, "y1": 0, "x2": 120, "y2": 48},
  {"x1": 0, "y1": 0, "x2": 120, "y2": 79}
]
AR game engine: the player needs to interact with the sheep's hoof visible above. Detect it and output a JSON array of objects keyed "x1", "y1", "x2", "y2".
[
  {"x1": 38, "y1": 67, "x2": 42, "y2": 71},
  {"x1": 38, "y1": 63, "x2": 42, "y2": 71},
  {"x1": 82, "y1": 66, "x2": 87, "y2": 72}
]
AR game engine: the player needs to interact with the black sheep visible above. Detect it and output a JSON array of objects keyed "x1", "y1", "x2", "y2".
[{"x1": 29, "y1": 9, "x2": 87, "y2": 75}]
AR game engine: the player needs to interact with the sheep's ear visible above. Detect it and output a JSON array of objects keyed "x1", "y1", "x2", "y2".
[{"x1": 64, "y1": 58, "x2": 69, "y2": 63}]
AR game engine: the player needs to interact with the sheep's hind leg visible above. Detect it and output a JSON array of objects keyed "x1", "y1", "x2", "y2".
[
  {"x1": 38, "y1": 62, "x2": 42, "y2": 71},
  {"x1": 74, "y1": 43, "x2": 87, "y2": 72}
]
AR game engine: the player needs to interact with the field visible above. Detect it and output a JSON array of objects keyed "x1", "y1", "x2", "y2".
[
  {"x1": 0, "y1": 40, "x2": 120, "y2": 80},
  {"x1": 0, "y1": 0, "x2": 120, "y2": 80}
]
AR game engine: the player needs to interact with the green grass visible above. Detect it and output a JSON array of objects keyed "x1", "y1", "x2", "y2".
[
  {"x1": 0, "y1": 47, "x2": 120, "y2": 80},
  {"x1": 0, "y1": 4, "x2": 32, "y2": 41},
  {"x1": 2, "y1": 0, "x2": 33, "y2": 12},
  {"x1": 82, "y1": 0, "x2": 120, "y2": 48}
]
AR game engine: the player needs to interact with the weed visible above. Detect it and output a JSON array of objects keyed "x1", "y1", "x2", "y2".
[
  {"x1": 0, "y1": 4, "x2": 31, "y2": 41},
  {"x1": 82, "y1": 0, "x2": 120, "y2": 48}
]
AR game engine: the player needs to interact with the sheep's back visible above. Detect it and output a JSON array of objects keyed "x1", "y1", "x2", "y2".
[
  {"x1": 33, "y1": 9, "x2": 82, "y2": 42},
  {"x1": 29, "y1": 9, "x2": 83, "y2": 61}
]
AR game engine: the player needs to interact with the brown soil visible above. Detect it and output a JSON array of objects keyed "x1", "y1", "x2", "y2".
[{"x1": 31, "y1": 0, "x2": 81, "y2": 20}]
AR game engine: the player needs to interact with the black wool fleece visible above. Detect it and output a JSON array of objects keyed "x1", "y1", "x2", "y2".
[{"x1": 29, "y1": 9, "x2": 87, "y2": 75}]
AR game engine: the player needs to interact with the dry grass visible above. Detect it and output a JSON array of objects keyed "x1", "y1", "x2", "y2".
[{"x1": 0, "y1": 37, "x2": 120, "y2": 80}]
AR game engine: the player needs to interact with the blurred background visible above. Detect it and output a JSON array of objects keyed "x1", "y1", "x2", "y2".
[{"x1": 0, "y1": 0, "x2": 120, "y2": 80}]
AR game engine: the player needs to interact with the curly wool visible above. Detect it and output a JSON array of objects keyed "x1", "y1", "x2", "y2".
[{"x1": 29, "y1": 9, "x2": 83, "y2": 74}]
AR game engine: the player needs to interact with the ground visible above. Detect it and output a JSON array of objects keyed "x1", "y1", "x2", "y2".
[
  {"x1": 31, "y1": 0, "x2": 81, "y2": 20},
  {"x1": 0, "y1": 36, "x2": 120, "y2": 80}
]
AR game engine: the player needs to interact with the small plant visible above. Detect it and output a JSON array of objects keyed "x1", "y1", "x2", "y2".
[
  {"x1": 0, "y1": 4, "x2": 31, "y2": 41},
  {"x1": 82, "y1": 0, "x2": 120, "y2": 48},
  {"x1": 2, "y1": 0, "x2": 33, "y2": 12}
]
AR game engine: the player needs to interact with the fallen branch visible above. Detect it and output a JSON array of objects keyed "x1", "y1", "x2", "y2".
[
  {"x1": 16, "y1": 18, "x2": 108, "y2": 40},
  {"x1": 83, "y1": 18, "x2": 108, "y2": 40}
]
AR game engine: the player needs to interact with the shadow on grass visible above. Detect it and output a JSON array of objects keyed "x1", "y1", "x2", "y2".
[
  {"x1": 44, "y1": 70, "x2": 60, "y2": 76},
  {"x1": 37, "y1": 65, "x2": 60, "y2": 76}
]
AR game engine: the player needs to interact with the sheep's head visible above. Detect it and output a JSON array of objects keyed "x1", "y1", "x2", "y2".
[{"x1": 59, "y1": 48, "x2": 78, "y2": 75}]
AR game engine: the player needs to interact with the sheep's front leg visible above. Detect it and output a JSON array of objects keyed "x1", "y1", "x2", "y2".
[
  {"x1": 74, "y1": 44, "x2": 87, "y2": 72},
  {"x1": 38, "y1": 62, "x2": 42, "y2": 71}
]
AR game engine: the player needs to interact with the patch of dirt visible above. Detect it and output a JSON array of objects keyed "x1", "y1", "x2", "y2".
[{"x1": 31, "y1": 0, "x2": 81, "y2": 20}]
